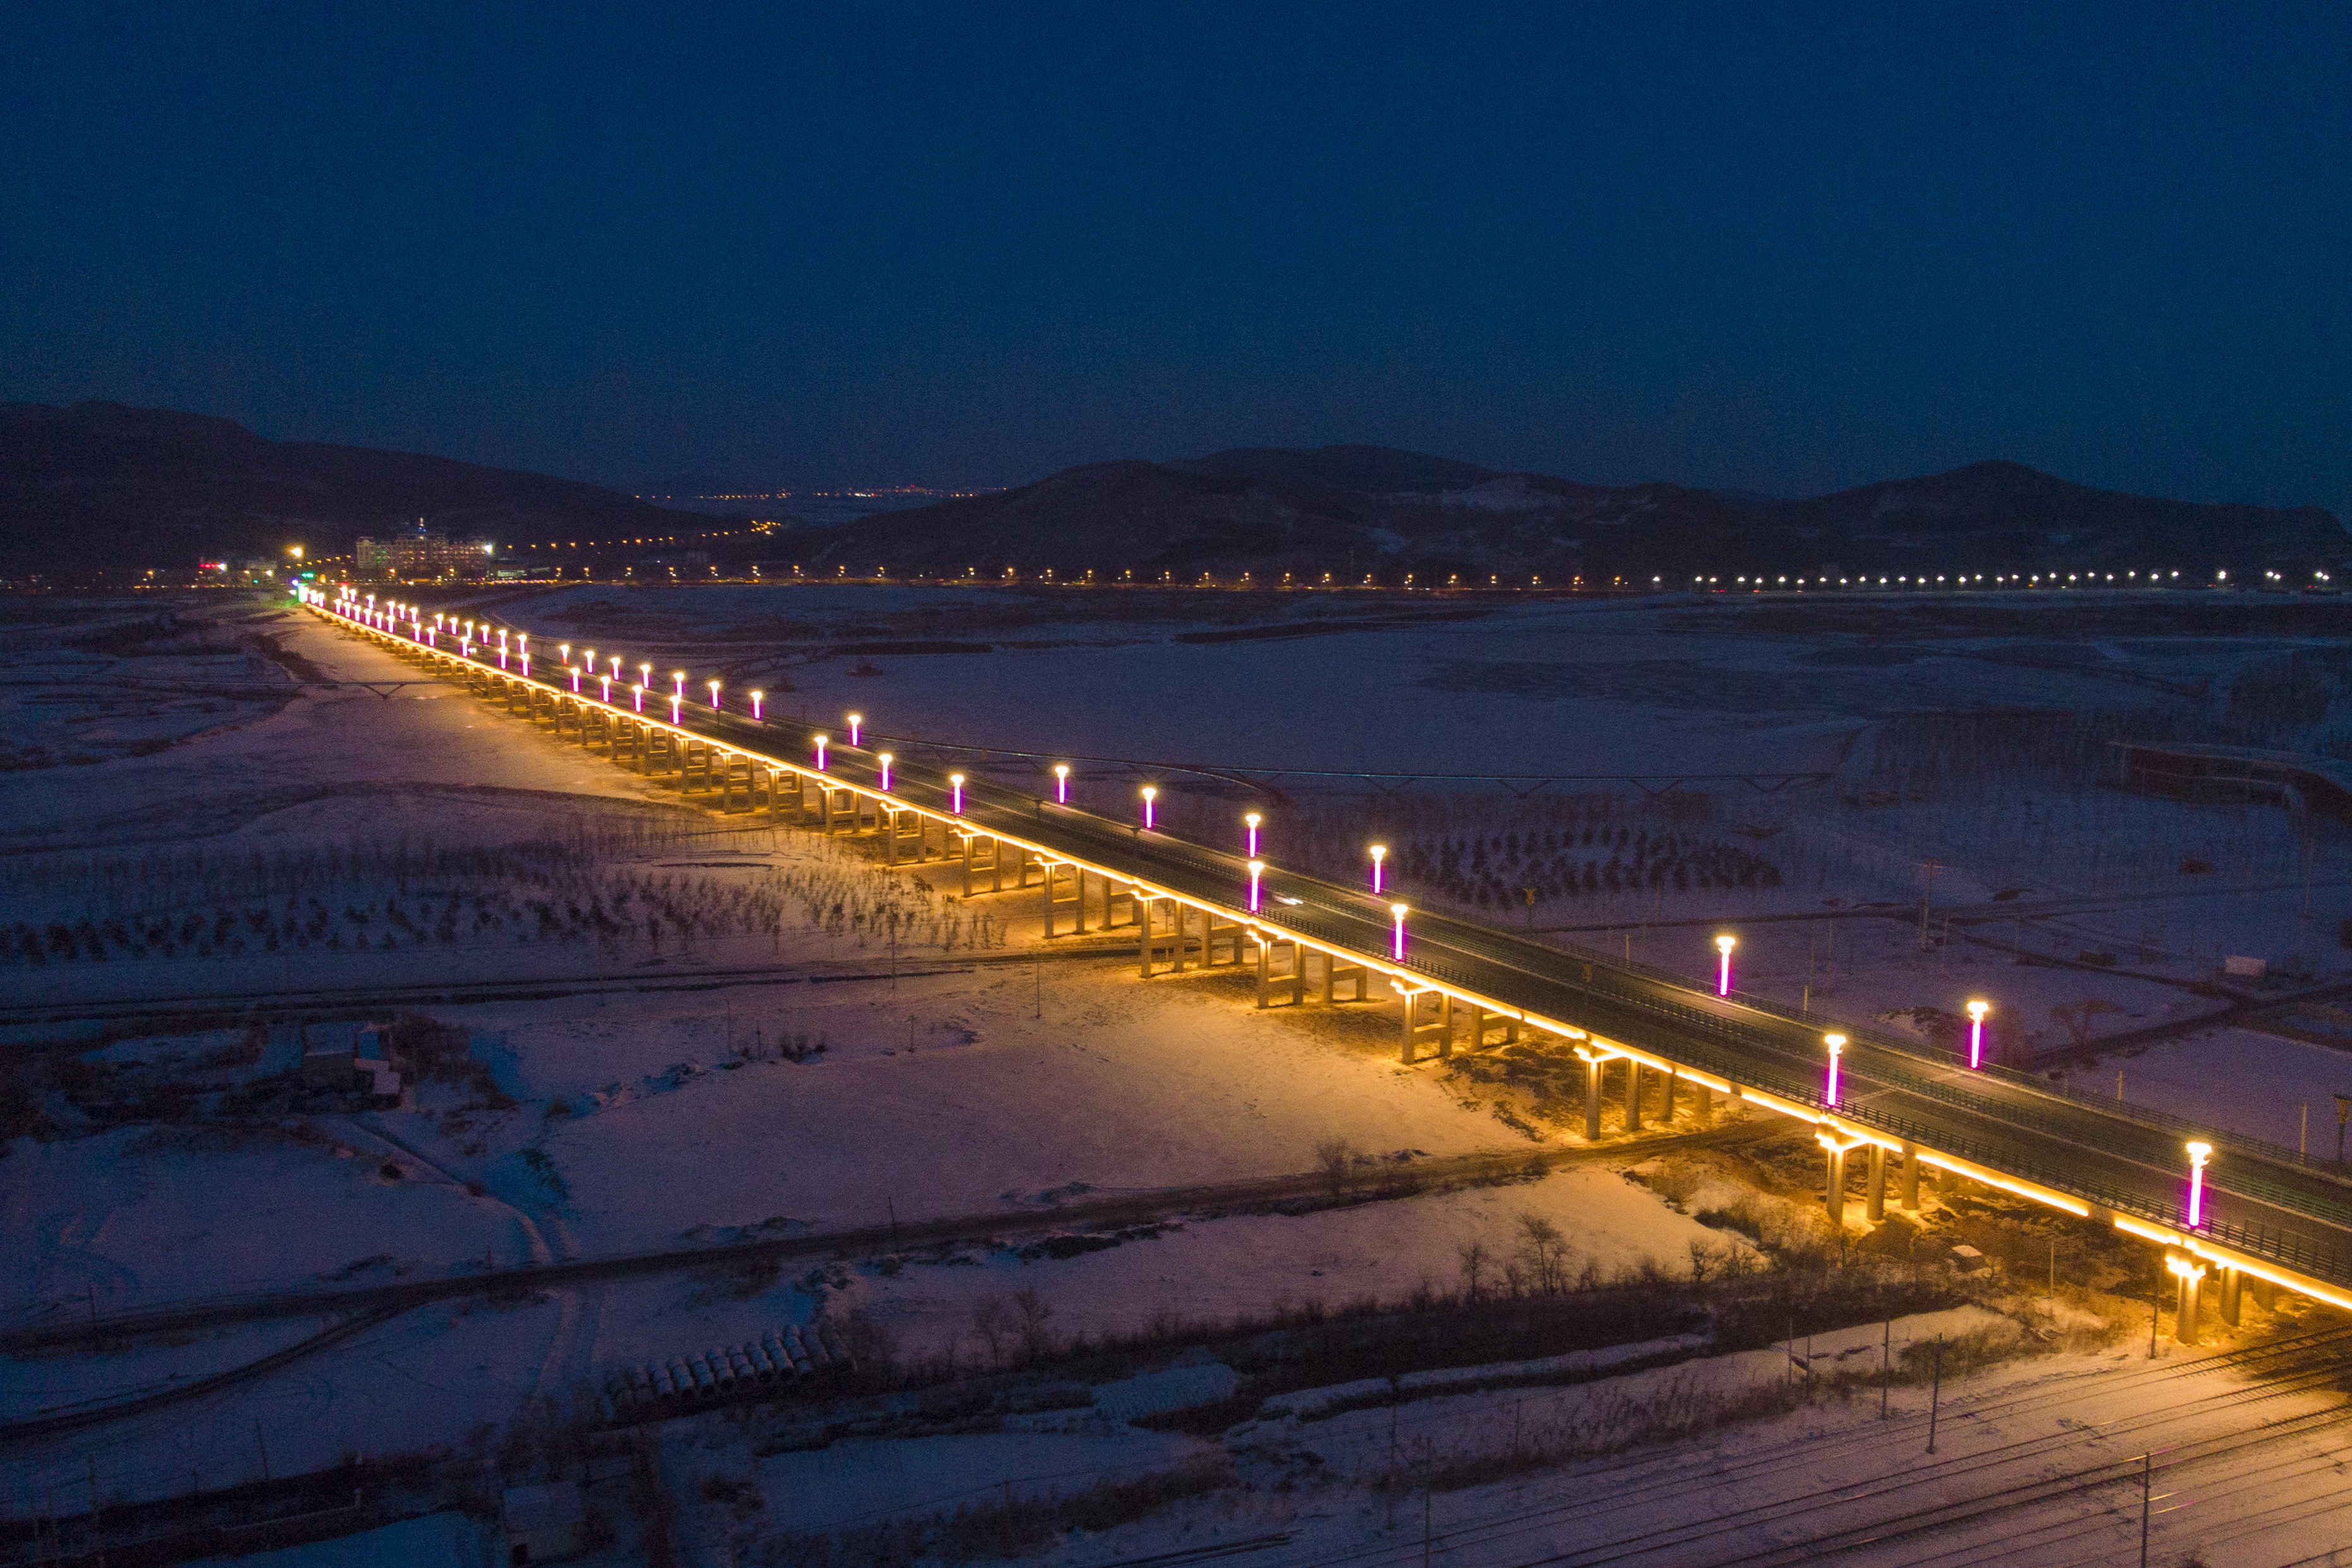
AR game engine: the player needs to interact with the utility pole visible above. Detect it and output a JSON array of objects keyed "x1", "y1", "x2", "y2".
[
  {"x1": 88, "y1": 1456, "x2": 105, "y2": 1568},
  {"x1": 2140, "y1": 1452, "x2": 2153, "y2": 1568},
  {"x1": 1918, "y1": 861, "x2": 1945, "y2": 952},
  {"x1": 2336, "y1": 1095, "x2": 2350, "y2": 1171},
  {"x1": 1925, "y1": 1338, "x2": 1942, "y2": 1453}
]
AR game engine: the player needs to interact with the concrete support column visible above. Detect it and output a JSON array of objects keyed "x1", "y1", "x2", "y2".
[
  {"x1": 1865, "y1": 1144, "x2": 1887, "y2": 1224},
  {"x1": 2176, "y1": 1270, "x2": 2203, "y2": 1345},
  {"x1": 1901, "y1": 1141, "x2": 1921, "y2": 1212},
  {"x1": 1692, "y1": 1081, "x2": 1713, "y2": 1126},
  {"x1": 1436, "y1": 994, "x2": 1454, "y2": 1060},
  {"x1": 1659, "y1": 1069, "x2": 1677, "y2": 1124},
  {"x1": 1824, "y1": 1145, "x2": 1847, "y2": 1226},
  {"x1": 2219, "y1": 1267, "x2": 2242, "y2": 1327},
  {"x1": 1585, "y1": 1059, "x2": 1603, "y2": 1141},
  {"x1": 1624, "y1": 1061, "x2": 1643, "y2": 1131}
]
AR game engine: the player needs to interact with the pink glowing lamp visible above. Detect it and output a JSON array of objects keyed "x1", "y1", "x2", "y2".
[
  {"x1": 878, "y1": 752, "x2": 893, "y2": 792},
  {"x1": 1247, "y1": 860, "x2": 1264, "y2": 913},
  {"x1": 1391, "y1": 903, "x2": 1410, "y2": 962},
  {"x1": 1054, "y1": 764, "x2": 1069, "y2": 804},
  {"x1": 1141, "y1": 787, "x2": 1157, "y2": 830},
  {"x1": 708, "y1": 679, "x2": 722, "y2": 710},
  {"x1": 1245, "y1": 812, "x2": 1261, "y2": 858},
  {"x1": 1370, "y1": 844, "x2": 1387, "y2": 894},
  {"x1": 950, "y1": 772, "x2": 965, "y2": 814},
  {"x1": 847, "y1": 713, "x2": 862, "y2": 747},
  {"x1": 1824, "y1": 1033, "x2": 1846, "y2": 1107},
  {"x1": 749, "y1": 689, "x2": 763, "y2": 720},
  {"x1": 1966, "y1": 999, "x2": 1989, "y2": 1070},
  {"x1": 1715, "y1": 934, "x2": 1737, "y2": 997},
  {"x1": 2187, "y1": 1141, "x2": 2212, "y2": 1227}
]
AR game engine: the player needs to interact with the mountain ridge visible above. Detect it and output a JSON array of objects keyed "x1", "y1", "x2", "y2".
[
  {"x1": 0, "y1": 400, "x2": 701, "y2": 575},
  {"x1": 0, "y1": 404, "x2": 2340, "y2": 581},
  {"x1": 800, "y1": 449, "x2": 2346, "y2": 585}
]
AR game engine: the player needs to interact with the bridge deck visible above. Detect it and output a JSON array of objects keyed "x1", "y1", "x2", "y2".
[{"x1": 310, "y1": 595, "x2": 2352, "y2": 1310}]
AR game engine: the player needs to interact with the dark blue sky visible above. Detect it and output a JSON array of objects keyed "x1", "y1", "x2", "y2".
[{"x1": 5, "y1": 4, "x2": 2347, "y2": 515}]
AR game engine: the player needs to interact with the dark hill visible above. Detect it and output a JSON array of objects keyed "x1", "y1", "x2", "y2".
[
  {"x1": 0, "y1": 401, "x2": 699, "y2": 575},
  {"x1": 804, "y1": 446, "x2": 2346, "y2": 585}
]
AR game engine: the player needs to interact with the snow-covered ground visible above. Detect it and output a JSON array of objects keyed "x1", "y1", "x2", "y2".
[{"x1": 9, "y1": 586, "x2": 2352, "y2": 1562}]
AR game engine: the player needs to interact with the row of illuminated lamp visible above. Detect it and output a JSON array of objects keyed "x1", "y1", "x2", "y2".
[
  {"x1": 1714, "y1": 929, "x2": 2221, "y2": 1229},
  {"x1": 311, "y1": 585, "x2": 1422, "y2": 961},
  {"x1": 316, "y1": 583, "x2": 2232, "y2": 1226},
  {"x1": 1688, "y1": 569, "x2": 2336, "y2": 589}
]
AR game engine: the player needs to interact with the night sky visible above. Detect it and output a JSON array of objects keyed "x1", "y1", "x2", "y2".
[{"x1": 4, "y1": 5, "x2": 2346, "y2": 516}]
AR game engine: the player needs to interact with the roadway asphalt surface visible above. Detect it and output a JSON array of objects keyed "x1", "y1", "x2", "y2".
[
  {"x1": 362, "y1": 612, "x2": 2352, "y2": 1292},
  {"x1": 703, "y1": 696, "x2": 2352, "y2": 1291}
]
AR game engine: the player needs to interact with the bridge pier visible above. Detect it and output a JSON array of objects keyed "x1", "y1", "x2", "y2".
[
  {"x1": 1692, "y1": 1080, "x2": 1713, "y2": 1126},
  {"x1": 1584, "y1": 1056, "x2": 1604, "y2": 1139},
  {"x1": 1314, "y1": 950, "x2": 1372, "y2": 1003},
  {"x1": 1823, "y1": 1142, "x2": 1846, "y2": 1224},
  {"x1": 1139, "y1": 897, "x2": 1183, "y2": 977},
  {"x1": 1254, "y1": 932, "x2": 1302, "y2": 1007},
  {"x1": 1658, "y1": 1066, "x2": 1676, "y2": 1124},
  {"x1": 1865, "y1": 1143, "x2": 1886, "y2": 1223},
  {"x1": 1398, "y1": 987, "x2": 1449, "y2": 1063},
  {"x1": 2218, "y1": 1266, "x2": 2242, "y2": 1327},
  {"x1": 2175, "y1": 1261, "x2": 2206, "y2": 1345},
  {"x1": 1623, "y1": 1060, "x2": 1642, "y2": 1131},
  {"x1": 1901, "y1": 1141, "x2": 1920, "y2": 1211}
]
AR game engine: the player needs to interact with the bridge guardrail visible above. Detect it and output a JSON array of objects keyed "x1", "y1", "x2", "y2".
[{"x1": 338, "y1": 606, "x2": 2352, "y2": 1289}]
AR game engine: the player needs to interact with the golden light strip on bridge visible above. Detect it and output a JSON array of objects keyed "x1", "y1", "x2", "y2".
[{"x1": 312, "y1": 599, "x2": 2352, "y2": 1312}]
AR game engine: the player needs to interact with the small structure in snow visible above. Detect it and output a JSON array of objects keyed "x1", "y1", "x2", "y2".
[
  {"x1": 501, "y1": 1480, "x2": 585, "y2": 1564},
  {"x1": 1950, "y1": 1244, "x2": 1987, "y2": 1273},
  {"x1": 2224, "y1": 955, "x2": 2268, "y2": 979},
  {"x1": 301, "y1": 1023, "x2": 400, "y2": 1100}
]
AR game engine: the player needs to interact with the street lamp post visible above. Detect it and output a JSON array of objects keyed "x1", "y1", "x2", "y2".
[
  {"x1": 1824, "y1": 1033, "x2": 1846, "y2": 1107},
  {"x1": 2186, "y1": 1141, "x2": 2212, "y2": 1228},
  {"x1": 1966, "y1": 999, "x2": 1990, "y2": 1070},
  {"x1": 1716, "y1": 934, "x2": 1737, "y2": 997},
  {"x1": 1370, "y1": 844, "x2": 1387, "y2": 894},
  {"x1": 1391, "y1": 903, "x2": 1410, "y2": 962}
]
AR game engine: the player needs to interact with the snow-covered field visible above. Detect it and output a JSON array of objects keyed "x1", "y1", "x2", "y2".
[{"x1": 8, "y1": 585, "x2": 2352, "y2": 1563}]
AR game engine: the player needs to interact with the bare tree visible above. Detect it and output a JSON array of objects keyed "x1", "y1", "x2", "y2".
[
  {"x1": 2049, "y1": 999, "x2": 2123, "y2": 1050},
  {"x1": 1315, "y1": 1137, "x2": 1357, "y2": 1196},
  {"x1": 1012, "y1": 1285, "x2": 1054, "y2": 1362},
  {"x1": 970, "y1": 1295, "x2": 1011, "y2": 1365},
  {"x1": 1457, "y1": 1239, "x2": 1490, "y2": 1304},
  {"x1": 1516, "y1": 1212, "x2": 1569, "y2": 1294}
]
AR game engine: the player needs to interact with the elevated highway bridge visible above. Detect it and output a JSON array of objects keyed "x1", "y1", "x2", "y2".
[{"x1": 307, "y1": 588, "x2": 2352, "y2": 1334}]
